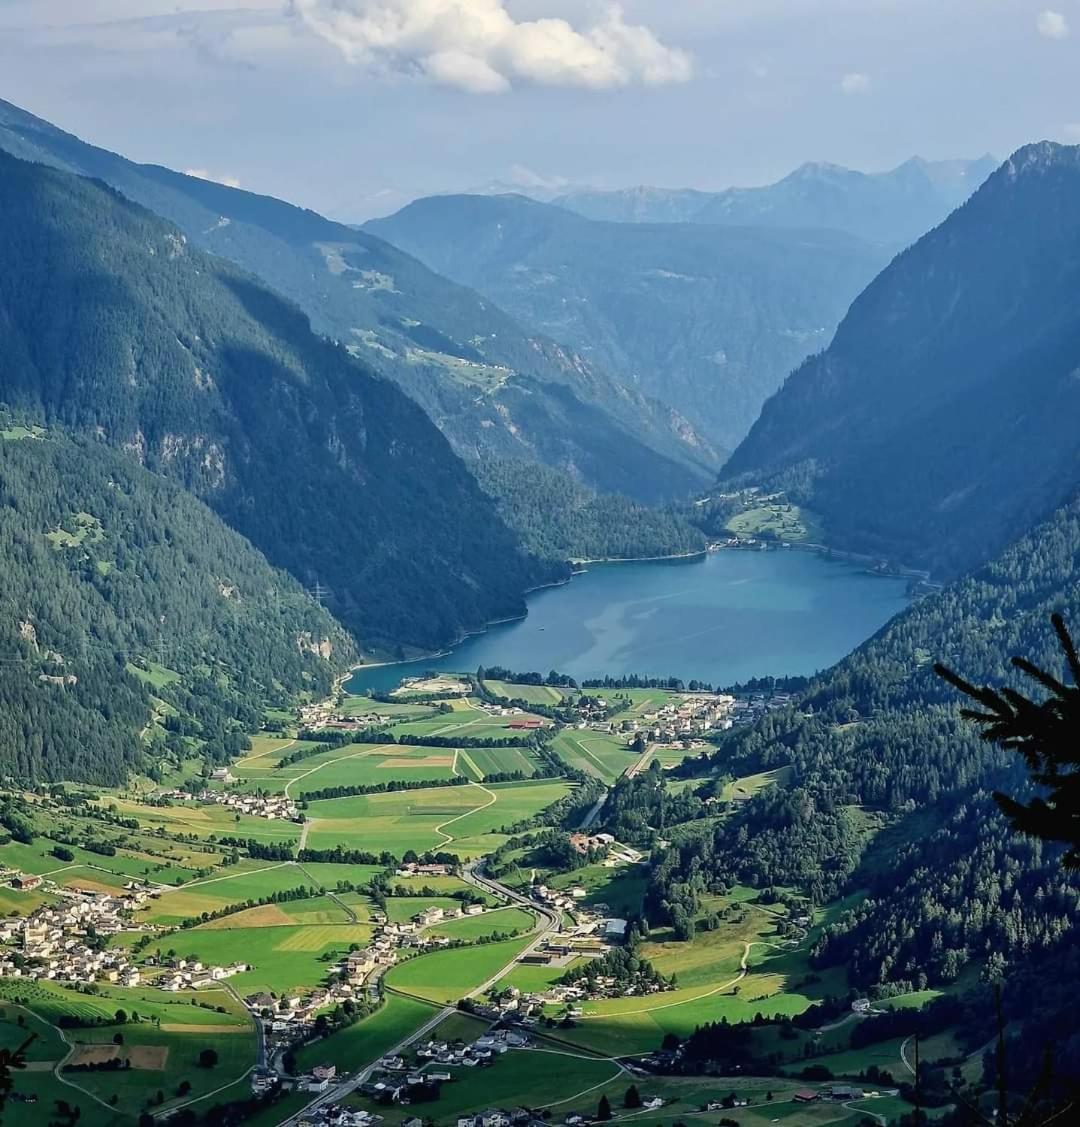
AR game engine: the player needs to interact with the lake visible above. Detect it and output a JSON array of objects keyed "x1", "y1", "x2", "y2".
[{"x1": 347, "y1": 549, "x2": 911, "y2": 694}]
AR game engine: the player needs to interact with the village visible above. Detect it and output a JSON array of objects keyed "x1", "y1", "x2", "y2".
[{"x1": 153, "y1": 779, "x2": 301, "y2": 822}]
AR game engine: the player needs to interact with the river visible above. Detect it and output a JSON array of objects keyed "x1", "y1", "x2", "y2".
[{"x1": 346, "y1": 548, "x2": 911, "y2": 694}]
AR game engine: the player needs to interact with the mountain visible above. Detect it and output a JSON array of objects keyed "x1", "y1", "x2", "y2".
[
  {"x1": 0, "y1": 148, "x2": 558, "y2": 659},
  {"x1": 0, "y1": 425, "x2": 354, "y2": 786},
  {"x1": 0, "y1": 98, "x2": 714, "y2": 502},
  {"x1": 643, "y1": 494, "x2": 1080, "y2": 1085},
  {"x1": 724, "y1": 143, "x2": 1080, "y2": 578},
  {"x1": 555, "y1": 155, "x2": 998, "y2": 246},
  {"x1": 366, "y1": 194, "x2": 888, "y2": 450}
]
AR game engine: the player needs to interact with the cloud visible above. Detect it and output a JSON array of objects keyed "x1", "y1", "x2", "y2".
[
  {"x1": 1037, "y1": 10, "x2": 1069, "y2": 39},
  {"x1": 184, "y1": 168, "x2": 242, "y2": 188},
  {"x1": 288, "y1": 0, "x2": 693, "y2": 93},
  {"x1": 839, "y1": 71, "x2": 870, "y2": 95}
]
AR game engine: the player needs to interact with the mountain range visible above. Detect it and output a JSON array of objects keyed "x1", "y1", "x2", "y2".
[
  {"x1": 367, "y1": 193, "x2": 889, "y2": 449},
  {"x1": 0, "y1": 98, "x2": 713, "y2": 502},
  {"x1": 0, "y1": 148, "x2": 556, "y2": 661},
  {"x1": 725, "y1": 141, "x2": 1080, "y2": 577},
  {"x1": 553, "y1": 154, "x2": 997, "y2": 246}
]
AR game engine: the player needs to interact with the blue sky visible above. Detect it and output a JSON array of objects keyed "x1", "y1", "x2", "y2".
[{"x1": 2, "y1": 1, "x2": 1077, "y2": 219}]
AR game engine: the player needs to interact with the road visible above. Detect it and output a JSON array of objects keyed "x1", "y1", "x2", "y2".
[{"x1": 278, "y1": 861, "x2": 559, "y2": 1125}]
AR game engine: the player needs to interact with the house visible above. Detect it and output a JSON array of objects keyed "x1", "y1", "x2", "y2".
[
  {"x1": 602, "y1": 918, "x2": 628, "y2": 940},
  {"x1": 313, "y1": 1063, "x2": 337, "y2": 1082},
  {"x1": 11, "y1": 875, "x2": 42, "y2": 892},
  {"x1": 851, "y1": 997, "x2": 872, "y2": 1014},
  {"x1": 642, "y1": 1097, "x2": 664, "y2": 1110},
  {"x1": 210, "y1": 767, "x2": 233, "y2": 782},
  {"x1": 464, "y1": 903, "x2": 485, "y2": 915},
  {"x1": 830, "y1": 1085, "x2": 861, "y2": 1101},
  {"x1": 506, "y1": 719, "x2": 542, "y2": 730},
  {"x1": 793, "y1": 1089, "x2": 818, "y2": 1103}
]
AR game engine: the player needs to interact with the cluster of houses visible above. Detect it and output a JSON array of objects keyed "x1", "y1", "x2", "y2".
[
  {"x1": 0, "y1": 878, "x2": 149, "y2": 985},
  {"x1": 152, "y1": 955, "x2": 249, "y2": 991},
  {"x1": 295, "y1": 1102, "x2": 381, "y2": 1127},
  {"x1": 154, "y1": 784, "x2": 300, "y2": 822}
]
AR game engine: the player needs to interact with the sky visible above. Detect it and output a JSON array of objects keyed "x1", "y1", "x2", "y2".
[{"x1": 1, "y1": 0, "x2": 1078, "y2": 220}]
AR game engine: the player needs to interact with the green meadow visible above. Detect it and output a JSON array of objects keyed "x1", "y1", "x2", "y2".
[{"x1": 386, "y1": 935, "x2": 534, "y2": 1004}]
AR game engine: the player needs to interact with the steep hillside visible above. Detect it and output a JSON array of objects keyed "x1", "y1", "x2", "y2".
[
  {"x1": 367, "y1": 194, "x2": 887, "y2": 449},
  {"x1": 725, "y1": 144, "x2": 1080, "y2": 577},
  {"x1": 0, "y1": 149, "x2": 556, "y2": 655},
  {"x1": 653, "y1": 493, "x2": 1080, "y2": 995},
  {"x1": 0, "y1": 425, "x2": 353, "y2": 785},
  {"x1": 0, "y1": 98, "x2": 714, "y2": 501},
  {"x1": 556, "y1": 155, "x2": 996, "y2": 245}
]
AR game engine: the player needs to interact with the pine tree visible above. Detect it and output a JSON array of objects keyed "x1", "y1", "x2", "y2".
[
  {"x1": 936, "y1": 613, "x2": 1080, "y2": 866},
  {"x1": 624, "y1": 1085, "x2": 642, "y2": 1109},
  {"x1": 597, "y1": 1094, "x2": 612, "y2": 1121}
]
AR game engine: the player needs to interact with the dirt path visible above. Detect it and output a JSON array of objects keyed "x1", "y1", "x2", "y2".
[
  {"x1": 158, "y1": 860, "x2": 294, "y2": 894},
  {"x1": 432, "y1": 781, "x2": 497, "y2": 846},
  {"x1": 283, "y1": 746, "x2": 380, "y2": 800}
]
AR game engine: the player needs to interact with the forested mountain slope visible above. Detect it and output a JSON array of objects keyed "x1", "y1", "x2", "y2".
[
  {"x1": 0, "y1": 426, "x2": 353, "y2": 785},
  {"x1": 557, "y1": 156, "x2": 995, "y2": 245},
  {"x1": 654, "y1": 495, "x2": 1080, "y2": 993},
  {"x1": 0, "y1": 98, "x2": 714, "y2": 501},
  {"x1": 366, "y1": 193, "x2": 888, "y2": 449},
  {"x1": 0, "y1": 150, "x2": 555, "y2": 655},
  {"x1": 725, "y1": 143, "x2": 1080, "y2": 577}
]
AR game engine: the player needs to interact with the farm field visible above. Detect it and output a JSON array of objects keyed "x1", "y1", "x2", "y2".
[
  {"x1": 481, "y1": 680, "x2": 566, "y2": 705},
  {"x1": 385, "y1": 935, "x2": 534, "y2": 1004},
  {"x1": 550, "y1": 730, "x2": 636, "y2": 782},
  {"x1": 427, "y1": 906, "x2": 535, "y2": 941},
  {"x1": 304, "y1": 779, "x2": 570, "y2": 857},
  {"x1": 352, "y1": 1045, "x2": 621, "y2": 1125},
  {"x1": 139, "y1": 863, "x2": 316, "y2": 925},
  {"x1": 721, "y1": 765, "x2": 794, "y2": 802},
  {"x1": 293, "y1": 992, "x2": 439, "y2": 1073},
  {"x1": 107, "y1": 796, "x2": 301, "y2": 848},
  {"x1": 154, "y1": 921, "x2": 374, "y2": 996},
  {"x1": 547, "y1": 863, "x2": 648, "y2": 916}
]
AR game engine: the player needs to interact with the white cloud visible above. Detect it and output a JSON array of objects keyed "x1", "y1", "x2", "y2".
[
  {"x1": 288, "y1": 0, "x2": 693, "y2": 93},
  {"x1": 839, "y1": 71, "x2": 870, "y2": 95},
  {"x1": 1037, "y1": 10, "x2": 1069, "y2": 39},
  {"x1": 184, "y1": 168, "x2": 242, "y2": 188}
]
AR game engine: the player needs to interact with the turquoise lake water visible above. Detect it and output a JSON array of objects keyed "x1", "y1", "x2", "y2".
[{"x1": 347, "y1": 549, "x2": 911, "y2": 694}]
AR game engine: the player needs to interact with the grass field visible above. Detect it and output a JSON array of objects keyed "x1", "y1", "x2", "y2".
[
  {"x1": 725, "y1": 500, "x2": 822, "y2": 543},
  {"x1": 482, "y1": 680, "x2": 566, "y2": 705},
  {"x1": 427, "y1": 906, "x2": 535, "y2": 941},
  {"x1": 140, "y1": 863, "x2": 314, "y2": 924},
  {"x1": 156, "y1": 921, "x2": 374, "y2": 995},
  {"x1": 550, "y1": 730, "x2": 636, "y2": 782},
  {"x1": 547, "y1": 864, "x2": 648, "y2": 916},
  {"x1": 294, "y1": 992, "x2": 438, "y2": 1073},
  {"x1": 353, "y1": 1045, "x2": 621, "y2": 1124},
  {"x1": 386, "y1": 936, "x2": 534, "y2": 1004},
  {"x1": 304, "y1": 780, "x2": 569, "y2": 857},
  {"x1": 108, "y1": 797, "x2": 300, "y2": 848},
  {"x1": 544, "y1": 900, "x2": 843, "y2": 1057},
  {"x1": 721, "y1": 765, "x2": 794, "y2": 802}
]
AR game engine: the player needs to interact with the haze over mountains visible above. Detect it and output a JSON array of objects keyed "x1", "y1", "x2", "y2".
[
  {"x1": 0, "y1": 98, "x2": 713, "y2": 503},
  {"x1": 725, "y1": 141, "x2": 1080, "y2": 577},
  {"x1": 367, "y1": 194, "x2": 888, "y2": 448},
  {"x1": 551, "y1": 155, "x2": 998, "y2": 246}
]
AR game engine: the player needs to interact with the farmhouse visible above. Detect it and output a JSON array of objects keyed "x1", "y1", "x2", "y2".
[{"x1": 11, "y1": 874, "x2": 41, "y2": 891}]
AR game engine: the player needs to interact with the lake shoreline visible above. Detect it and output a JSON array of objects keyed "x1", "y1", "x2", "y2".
[{"x1": 344, "y1": 549, "x2": 912, "y2": 696}]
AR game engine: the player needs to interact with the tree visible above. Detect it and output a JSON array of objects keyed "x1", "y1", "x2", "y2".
[
  {"x1": 177, "y1": 1080, "x2": 191, "y2": 1097},
  {"x1": 113, "y1": 1032, "x2": 124, "y2": 1046},
  {"x1": 936, "y1": 613, "x2": 1080, "y2": 866},
  {"x1": 198, "y1": 1048, "x2": 218, "y2": 1069},
  {"x1": 596, "y1": 1094, "x2": 612, "y2": 1121},
  {"x1": 114, "y1": 1009, "x2": 127, "y2": 1024},
  {"x1": 624, "y1": 1085, "x2": 642, "y2": 1109}
]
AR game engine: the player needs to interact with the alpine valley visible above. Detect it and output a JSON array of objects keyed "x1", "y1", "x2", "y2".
[{"x1": 0, "y1": 84, "x2": 1074, "y2": 1127}]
